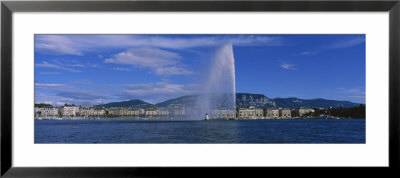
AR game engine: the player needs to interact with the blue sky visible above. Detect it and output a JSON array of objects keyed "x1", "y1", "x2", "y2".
[{"x1": 34, "y1": 34, "x2": 365, "y2": 106}]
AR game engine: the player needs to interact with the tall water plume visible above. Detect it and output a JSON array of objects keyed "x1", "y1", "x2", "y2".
[{"x1": 195, "y1": 43, "x2": 236, "y2": 119}]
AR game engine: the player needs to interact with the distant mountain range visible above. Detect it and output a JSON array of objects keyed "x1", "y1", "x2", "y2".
[
  {"x1": 95, "y1": 93, "x2": 362, "y2": 108},
  {"x1": 96, "y1": 99, "x2": 154, "y2": 108}
]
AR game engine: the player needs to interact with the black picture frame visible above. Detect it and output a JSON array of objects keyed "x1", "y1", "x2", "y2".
[{"x1": 1, "y1": 0, "x2": 399, "y2": 177}]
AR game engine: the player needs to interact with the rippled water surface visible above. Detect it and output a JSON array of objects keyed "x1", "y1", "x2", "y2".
[{"x1": 35, "y1": 118, "x2": 365, "y2": 143}]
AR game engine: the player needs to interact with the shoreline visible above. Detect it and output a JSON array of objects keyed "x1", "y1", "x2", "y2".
[{"x1": 34, "y1": 117, "x2": 365, "y2": 121}]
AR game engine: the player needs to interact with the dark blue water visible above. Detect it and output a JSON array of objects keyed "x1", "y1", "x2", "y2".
[{"x1": 35, "y1": 118, "x2": 365, "y2": 143}]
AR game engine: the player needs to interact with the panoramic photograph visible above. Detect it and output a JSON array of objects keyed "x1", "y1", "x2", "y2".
[{"x1": 34, "y1": 34, "x2": 366, "y2": 143}]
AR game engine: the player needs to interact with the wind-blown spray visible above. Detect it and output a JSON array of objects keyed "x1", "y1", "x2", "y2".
[{"x1": 196, "y1": 43, "x2": 236, "y2": 119}]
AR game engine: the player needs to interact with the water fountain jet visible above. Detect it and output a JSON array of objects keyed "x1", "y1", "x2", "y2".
[{"x1": 196, "y1": 43, "x2": 236, "y2": 120}]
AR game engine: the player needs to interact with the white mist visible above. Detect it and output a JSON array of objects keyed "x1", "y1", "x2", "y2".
[{"x1": 196, "y1": 43, "x2": 236, "y2": 119}]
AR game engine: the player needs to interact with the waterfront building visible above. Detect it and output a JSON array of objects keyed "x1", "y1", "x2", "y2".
[
  {"x1": 298, "y1": 108, "x2": 315, "y2": 116},
  {"x1": 237, "y1": 107, "x2": 249, "y2": 118},
  {"x1": 108, "y1": 107, "x2": 121, "y2": 116},
  {"x1": 157, "y1": 107, "x2": 170, "y2": 116},
  {"x1": 254, "y1": 107, "x2": 264, "y2": 118},
  {"x1": 279, "y1": 109, "x2": 291, "y2": 118},
  {"x1": 61, "y1": 106, "x2": 79, "y2": 117},
  {"x1": 106, "y1": 107, "x2": 143, "y2": 116},
  {"x1": 35, "y1": 107, "x2": 59, "y2": 117},
  {"x1": 34, "y1": 107, "x2": 40, "y2": 118},
  {"x1": 79, "y1": 107, "x2": 106, "y2": 117},
  {"x1": 136, "y1": 108, "x2": 146, "y2": 115},
  {"x1": 120, "y1": 108, "x2": 131, "y2": 116},
  {"x1": 237, "y1": 106, "x2": 264, "y2": 119},
  {"x1": 213, "y1": 109, "x2": 235, "y2": 119},
  {"x1": 93, "y1": 109, "x2": 106, "y2": 116},
  {"x1": 79, "y1": 106, "x2": 95, "y2": 116},
  {"x1": 124, "y1": 108, "x2": 137, "y2": 116},
  {"x1": 145, "y1": 108, "x2": 158, "y2": 116},
  {"x1": 265, "y1": 109, "x2": 279, "y2": 119}
]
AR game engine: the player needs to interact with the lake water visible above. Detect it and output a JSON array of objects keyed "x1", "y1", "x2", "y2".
[{"x1": 35, "y1": 118, "x2": 365, "y2": 143}]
